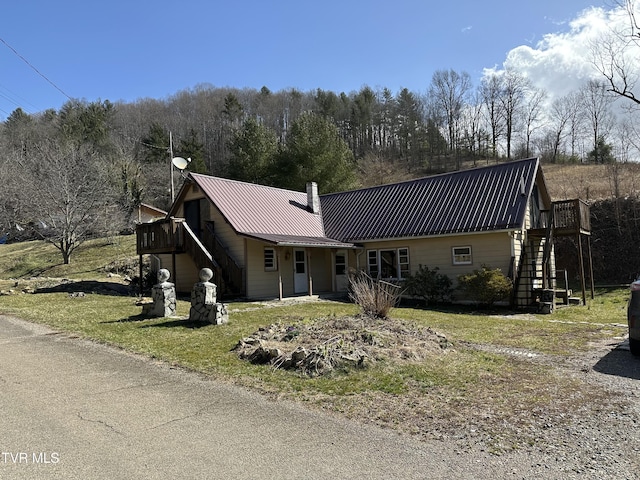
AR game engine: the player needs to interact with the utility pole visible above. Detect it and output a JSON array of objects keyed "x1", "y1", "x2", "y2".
[{"x1": 169, "y1": 131, "x2": 175, "y2": 202}]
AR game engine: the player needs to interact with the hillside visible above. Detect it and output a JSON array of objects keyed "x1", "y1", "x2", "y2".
[
  {"x1": 542, "y1": 162, "x2": 640, "y2": 201},
  {"x1": 0, "y1": 235, "x2": 138, "y2": 291}
]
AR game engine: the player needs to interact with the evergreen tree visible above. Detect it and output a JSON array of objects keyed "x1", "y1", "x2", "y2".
[
  {"x1": 228, "y1": 117, "x2": 278, "y2": 184},
  {"x1": 177, "y1": 128, "x2": 207, "y2": 173},
  {"x1": 274, "y1": 112, "x2": 357, "y2": 193},
  {"x1": 141, "y1": 123, "x2": 170, "y2": 163}
]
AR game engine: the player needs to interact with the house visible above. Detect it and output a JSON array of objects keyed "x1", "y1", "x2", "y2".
[
  {"x1": 136, "y1": 203, "x2": 167, "y2": 224},
  {"x1": 136, "y1": 157, "x2": 592, "y2": 307}
]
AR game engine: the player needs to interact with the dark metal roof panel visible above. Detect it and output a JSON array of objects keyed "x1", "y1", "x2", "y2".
[{"x1": 321, "y1": 158, "x2": 539, "y2": 242}]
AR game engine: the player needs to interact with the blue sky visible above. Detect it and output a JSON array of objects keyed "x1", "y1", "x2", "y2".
[{"x1": 0, "y1": 0, "x2": 613, "y2": 120}]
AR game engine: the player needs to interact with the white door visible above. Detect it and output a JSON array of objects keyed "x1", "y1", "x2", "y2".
[
  {"x1": 335, "y1": 250, "x2": 348, "y2": 292},
  {"x1": 294, "y1": 249, "x2": 308, "y2": 294}
]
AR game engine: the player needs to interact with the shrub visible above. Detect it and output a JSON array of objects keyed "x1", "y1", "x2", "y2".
[
  {"x1": 349, "y1": 271, "x2": 402, "y2": 319},
  {"x1": 403, "y1": 265, "x2": 453, "y2": 305},
  {"x1": 457, "y1": 265, "x2": 513, "y2": 306}
]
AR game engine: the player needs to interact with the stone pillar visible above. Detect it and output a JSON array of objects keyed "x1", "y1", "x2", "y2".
[
  {"x1": 189, "y1": 268, "x2": 229, "y2": 325},
  {"x1": 151, "y1": 268, "x2": 177, "y2": 317}
]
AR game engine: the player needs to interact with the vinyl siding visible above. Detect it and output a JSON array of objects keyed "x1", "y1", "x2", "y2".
[
  {"x1": 354, "y1": 232, "x2": 513, "y2": 288},
  {"x1": 245, "y1": 240, "x2": 284, "y2": 299},
  {"x1": 178, "y1": 184, "x2": 246, "y2": 266},
  {"x1": 156, "y1": 252, "x2": 200, "y2": 294},
  {"x1": 245, "y1": 241, "x2": 335, "y2": 299}
]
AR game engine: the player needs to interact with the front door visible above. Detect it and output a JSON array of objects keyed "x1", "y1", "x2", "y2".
[
  {"x1": 184, "y1": 200, "x2": 201, "y2": 237},
  {"x1": 335, "y1": 250, "x2": 348, "y2": 292},
  {"x1": 294, "y1": 249, "x2": 308, "y2": 294}
]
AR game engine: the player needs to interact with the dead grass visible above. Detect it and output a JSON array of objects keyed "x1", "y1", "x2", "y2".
[{"x1": 543, "y1": 162, "x2": 640, "y2": 201}]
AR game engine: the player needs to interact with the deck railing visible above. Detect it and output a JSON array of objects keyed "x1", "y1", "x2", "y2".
[
  {"x1": 553, "y1": 199, "x2": 591, "y2": 234},
  {"x1": 534, "y1": 200, "x2": 590, "y2": 236},
  {"x1": 136, "y1": 217, "x2": 184, "y2": 254},
  {"x1": 136, "y1": 217, "x2": 244, "y2": 296}
]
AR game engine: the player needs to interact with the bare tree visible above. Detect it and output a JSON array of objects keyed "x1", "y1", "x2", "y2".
[
  {"x1": 17, "y1": 141, "x2": 115, "y2": 264},
  {"x1": 521, "y1": 87, "x2": 547, "y2": 158},
  {"x1": 592, "y1": 0, "x2": 640, "y2": 105},
  {"x1": 564, "y1": 91, "x2": 586, "y2": 159},
  {"x1": 499, "y1": 70, "x2": 529, "y2": 160},
  {"x1": 480, "y1": 73, "x2": 505, "y2": 159},
  {"x1": 459, "y1": 90, "x2": 485, "y2": 163},
  {"x1": 428, "y1": 69, "x2": 472, "y2": 165},
  {"x1": 545, "y1": 94, "x2": 574, "y2": 163},
  {"x1": 581, "y1": 79, "x2": 616, "y2": 163}
]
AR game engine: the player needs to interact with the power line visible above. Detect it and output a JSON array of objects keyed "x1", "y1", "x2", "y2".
[{"x1": 0, "y1": 36, "x2": 72, "y2": 101}]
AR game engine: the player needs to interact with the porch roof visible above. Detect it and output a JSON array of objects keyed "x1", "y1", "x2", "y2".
[{"x1": 241, "y1": 232, "x2": 356, "y2": 249}]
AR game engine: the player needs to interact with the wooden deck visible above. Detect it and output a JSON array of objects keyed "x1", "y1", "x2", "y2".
[
  {"x1": 137, "y1": 217, "x2": 185, "y2": 254},
  {"x1": 528, "y1": 199, "x2": 591, "y2": 237}
]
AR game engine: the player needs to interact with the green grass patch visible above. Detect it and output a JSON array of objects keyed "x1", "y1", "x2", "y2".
[
  {"x1": 0, "y1": 236, "x2": 631, "y2": 451},
  {"x1": 0, "y1": 235, "x2": 137, "y2": 281}
]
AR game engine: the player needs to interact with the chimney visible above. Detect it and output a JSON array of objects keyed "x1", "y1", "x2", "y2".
[{"x1": 306, "y1": 182, "x2": 320, "y2": 214}]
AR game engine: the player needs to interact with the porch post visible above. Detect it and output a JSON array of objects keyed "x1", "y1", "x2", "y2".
[
  {"x1": 277, "y1": 249, "x2": 283, "y2": 301},
  {"x1": 139, "y1": 254, "x2": 143, "y2": 296},
  {"x1": 307, "y1": 250, "x2": 313, "y2": 296},
  {"x1": 331, "y1": 249, "x2": 336, "y2": 293},
  {"x1": 171, "y1": 252, "x2": 177, "y2": 292},
  {"x1": 577, "y1": 233, "x2": 587, "y2": 306},
  {"x1": 587, "y1": 235, "x2": 595, "y2": 300}
]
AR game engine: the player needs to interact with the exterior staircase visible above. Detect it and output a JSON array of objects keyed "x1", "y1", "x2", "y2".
[
  {"x1": 512, "y1": 199, "x2": 591, "y2": 309},
  {"x1": 136, "y1": 217, "x2": 244, "y2": 298}
]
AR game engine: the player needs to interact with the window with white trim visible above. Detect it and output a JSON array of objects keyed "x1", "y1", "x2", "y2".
[
  {"x1": 264, "y1": 248, "x2": 277, "y2": 271},
  {"x1": 452, "y1": 246, "x2": 472, "y2": 265},
  {"x1": 367, "y1": 248, "x2": 410, "y2": 279}
]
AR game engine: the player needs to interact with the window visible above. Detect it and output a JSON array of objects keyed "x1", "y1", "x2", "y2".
[
  {"x1": 452, "y1": 246, "x2": 472, "y2": 265},
  {"x1": 335, "y1": 253, "x2": 347, "y2": 275},
  {"x1": 367, "y1": 250, "x2": 379, "y2": 278},
  {"x1": 398, "y1": 248, "x2": 410, "y2": 278},
  {"x1": 367, "y1": 248, "x2": 410, "y2": 279},
  {"x1": 264, "y1": 248, "x2": 277, "y2": 271}
]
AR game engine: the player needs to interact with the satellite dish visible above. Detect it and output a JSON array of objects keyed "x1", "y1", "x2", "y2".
[{"x1": 171, "y1": 157, "x2": 191, "y2": 170}]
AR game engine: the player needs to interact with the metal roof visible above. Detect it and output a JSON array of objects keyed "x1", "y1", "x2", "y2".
[
  {"x1": 188, "y1": 174, "x2": 354, "y2": 248},
  {"x1": 242, "y1": 233, "x2": 356, "y2": 248},
  {"x1": 321, "y1": 158, "x2": 540, "y2": 242}
]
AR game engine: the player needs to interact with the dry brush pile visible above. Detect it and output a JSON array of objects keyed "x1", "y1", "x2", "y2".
[{"x1": 233, "y1": 315, "x2": 452, "y2": 376}]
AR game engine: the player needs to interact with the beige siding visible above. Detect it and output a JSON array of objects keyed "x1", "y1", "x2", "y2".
[
  {"x1": 353, "y1": 232, "x2": 514, "y2": 287},
  {"x1": 207, "y1": 203, "x2": 245, "y2": 266},
  {"x1": 309, "y1": 249, "x2": 333, "y2": 293},
  {"x1": 245, "y1": 240, "x2": 284, "y2": 299},
  {"x1": 176, "y1": 183, "x2": 246, "y2": 266},
  {"x1": 156, "y1": 253, "x2": 200, "y2": 293},
  {"x1": 244, "y1": 240, "x2": 336, "y2": 299}
]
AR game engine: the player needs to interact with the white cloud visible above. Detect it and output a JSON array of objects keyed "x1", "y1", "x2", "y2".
[{"x1": 485, "y1": 6, "x2": 632, "y2": 101}]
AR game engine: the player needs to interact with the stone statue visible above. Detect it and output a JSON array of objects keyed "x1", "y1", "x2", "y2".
[
  {"x1": 157, "y1": 268, "x2": 173, "y2": 286},
  {"x1": 151, "y1": 269, "x2": 176, "y2": 317},
  {"x1": 189, "y1": 268, "x2": 228, "y2": 324}
]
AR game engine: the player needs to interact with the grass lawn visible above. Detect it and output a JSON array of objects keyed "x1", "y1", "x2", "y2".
[{"x1": 0, "y1": 237, "x2": 631, "y2": 450}]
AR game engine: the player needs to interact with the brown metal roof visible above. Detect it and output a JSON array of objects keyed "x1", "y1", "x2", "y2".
[
  {"x1": 188, "y1": 174, "x2": 353, "y2": 248},
  {"x1": 321, "y1": 158, "x2": 540, "y2": 242}
]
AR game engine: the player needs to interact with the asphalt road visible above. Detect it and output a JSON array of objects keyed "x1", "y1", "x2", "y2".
[{"x1": 0, "y1": 314, "x2": 625, "y2": 480}]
